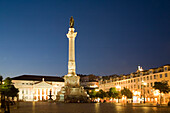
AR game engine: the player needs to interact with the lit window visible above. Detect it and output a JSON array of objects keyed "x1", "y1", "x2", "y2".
[
  {"x1": 26, "y1": 90, "x2": 28, "y2": 94},
  {"x1": 160, "y1": 74, "x2": 162, "y2": 78},
  {"x1": 165, "y1": 73, "x2": 168, "y2": 77}
]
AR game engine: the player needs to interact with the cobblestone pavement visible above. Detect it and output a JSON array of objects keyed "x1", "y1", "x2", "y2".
[{"x1": 4, "y1": 102, "x2": 170, "y2": 113}]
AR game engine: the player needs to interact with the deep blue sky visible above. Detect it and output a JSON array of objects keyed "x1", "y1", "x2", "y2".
[{"x1": 0, "y1": 0, "x2": 170, "y2": 78}]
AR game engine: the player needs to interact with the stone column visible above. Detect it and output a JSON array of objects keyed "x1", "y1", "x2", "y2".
[
  {"x1": 36, "y1": 89, "x2": 38, "y2": 101},
  {"x1": 40, "y1": 89, "x2": 42, "y2": 100},
  {"x1": 44, "y1": 89, "x2": 46, "y2": 100},
  {"x1": 66, "y1": 28, "x2": 77, "y2": 76}
]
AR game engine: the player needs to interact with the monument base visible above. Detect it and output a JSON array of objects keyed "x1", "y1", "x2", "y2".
[{"x1": 56, "y1": 75, "x2": 88, "y2": 103}]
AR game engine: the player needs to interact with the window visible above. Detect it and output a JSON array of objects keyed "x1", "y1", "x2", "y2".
[
  {"x1": 149, "y1": 71, "x2": 152, "y2": 74},
  {"x1": 143, "y1": 77, "x2": 145, "y2": 81},
  {"x1": 26, "y1": 83, "x2": 28, "y2": 85},
  {"x1": 22, "y1": 83, "x2": 24, "y2": 85},
  {"x1": 26, "y1": 90, "x2": 28, "y2": 94},
  {"x1": 131, "y1": 80, "x2": 133, "y2": 83},
  {"x1": 134, "y1": 79, "x2": 136, "y2": 82},
  {"x1": 148, "y1": 90, "x2": 150, "y2": 94},
  {"x1": 150, "y1": 76, "x2": 152, "y2": 80},
  {"x1": 147, "y1": 83, "x2": 149, "y2": 87},
  {"x1": 165, "y1": 67, "x2": 168, "y2": 71},
  {"x1": 138, "y1": 85, "x2": 140, "y2": 89},
  {"x1": 22, "y1": 90, "x2": 24, "y2": 94},
  {"x1": 154, "y1": 75, "x2": 156, "y2": 79},
  {"x1": 147, "y1": 76, "x2": 149, "y2": 80},
  {"x1": 160, "y1": 74, "x2": 162, "y2": 78},
  {"x1": 150, "y1": 83, "x2": 153, "y2": 87},
  {"x1": 140, "y1": 73, "x2": 143, "y2": 76},
  {"x1": 165, "y1": 73, "x2": 168, "y2": 77},
  {"x1": 138, "y1": 78, "x2": 140, "y2": 82}
]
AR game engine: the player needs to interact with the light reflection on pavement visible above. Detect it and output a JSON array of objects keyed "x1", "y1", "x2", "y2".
[{"x1": 8, "y1": 102, "x2": 170, "y2": 113}]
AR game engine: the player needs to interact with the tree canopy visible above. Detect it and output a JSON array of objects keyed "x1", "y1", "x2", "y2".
[
  {"x1": 108, "y1": 87, "x2": 119, "y2": 98},
  {"x1": 120, "y1": 87, "x2": 133, "y2": 98},
  {"x1": 153, "y1": 81, "x2": 170, "y2": 94},
  {"x1": 0, "y1": 77, "x2": 19, "y2": 98}
]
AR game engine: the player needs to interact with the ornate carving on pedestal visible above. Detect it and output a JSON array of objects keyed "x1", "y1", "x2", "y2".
[{"x1": 64, "y1": 75, "x2": 80, "y2": 87}]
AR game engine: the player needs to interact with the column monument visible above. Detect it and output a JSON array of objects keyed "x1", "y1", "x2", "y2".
[{"x1": 57, "y1": 17, "x2": 88, "y2": 102}]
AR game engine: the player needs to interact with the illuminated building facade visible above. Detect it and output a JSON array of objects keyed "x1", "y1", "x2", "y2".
[
  {"x1": 99, "y1": 64, "x2": 170, "y2": 104},
  {"x1": 11, "y1": 75, "x2": 98, "y2": 101},
  {"x1": 12, "y1": 75, "x2": 64, "y2": 101}
]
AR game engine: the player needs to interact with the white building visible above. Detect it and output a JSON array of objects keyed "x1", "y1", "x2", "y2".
[{"x1": 12, "y1": 75, "x2": 65, "y2": 101}]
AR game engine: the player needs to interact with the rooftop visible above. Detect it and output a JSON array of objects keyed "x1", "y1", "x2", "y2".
[{"x1": 12, "y1": 75, "x2": 64, "y2": 82}]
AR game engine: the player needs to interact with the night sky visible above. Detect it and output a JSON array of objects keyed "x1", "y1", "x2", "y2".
[{"x1": 0, "y1": 0, "x2": 170, "y2": 78}]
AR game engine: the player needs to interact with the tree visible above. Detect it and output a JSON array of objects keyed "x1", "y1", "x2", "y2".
[
  {"x1": 153, "y1": 81, "x2": 170, "y2": 105},
  {"x1": 0, "y1": 75, "x2": 4, "y2": 108},
  {"x1": 115, "y1": 91, "x2": 122, "y2": 103},
  {"x1": 88, "y1": 89, "x2": 97, "y2": 98},
  {"x1": 1, "y1": 77, "x2": 19, "y2": 101},
  {"x1": 121, "y1": 87, "x2": 133, "y2": 98},
  {"x1": 0, "y1": 75, "x2": 3, "y2": 85},
  {"x1": 96, "y1": 89, "x2": 106, "y2": 99},
  {"x1": 108, "y1": 87, "x2": 118, "y2": 98}
]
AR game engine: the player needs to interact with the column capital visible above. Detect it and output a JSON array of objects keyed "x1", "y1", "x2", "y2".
[{"x1": 66, "y1": 28, "x2": 77, "y2": 39}]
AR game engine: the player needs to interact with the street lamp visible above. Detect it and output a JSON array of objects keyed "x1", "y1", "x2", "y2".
[{"x1": 141, "y1": 80, "x2": 147, "y2": 103}]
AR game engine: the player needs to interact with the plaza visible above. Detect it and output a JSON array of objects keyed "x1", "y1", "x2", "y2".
[
  {"x1": 2, "y1": 102, "x2": 170, "y2": 113},
  {"x1": 0, "y1": 1, "x2": 170, "y2": 113}
]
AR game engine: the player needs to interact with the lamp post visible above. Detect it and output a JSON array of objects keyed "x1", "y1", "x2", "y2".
[{"x1": 141, "y1": 81, "x2": 147, "y2": 103}]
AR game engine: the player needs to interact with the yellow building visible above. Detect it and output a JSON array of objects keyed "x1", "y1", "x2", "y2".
[{"x1": 99, "y1": 64, "x2": 170, "y2": 104}]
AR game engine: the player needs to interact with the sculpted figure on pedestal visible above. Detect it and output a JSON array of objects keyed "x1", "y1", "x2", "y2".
[{"x1": 69, "y1": 16, "x2": 74, "y2": 28}]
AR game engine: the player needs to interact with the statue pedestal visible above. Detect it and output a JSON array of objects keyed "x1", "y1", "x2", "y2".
[{"x1": 57, "y1": 75, "x2": 88, "y2": 103}]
